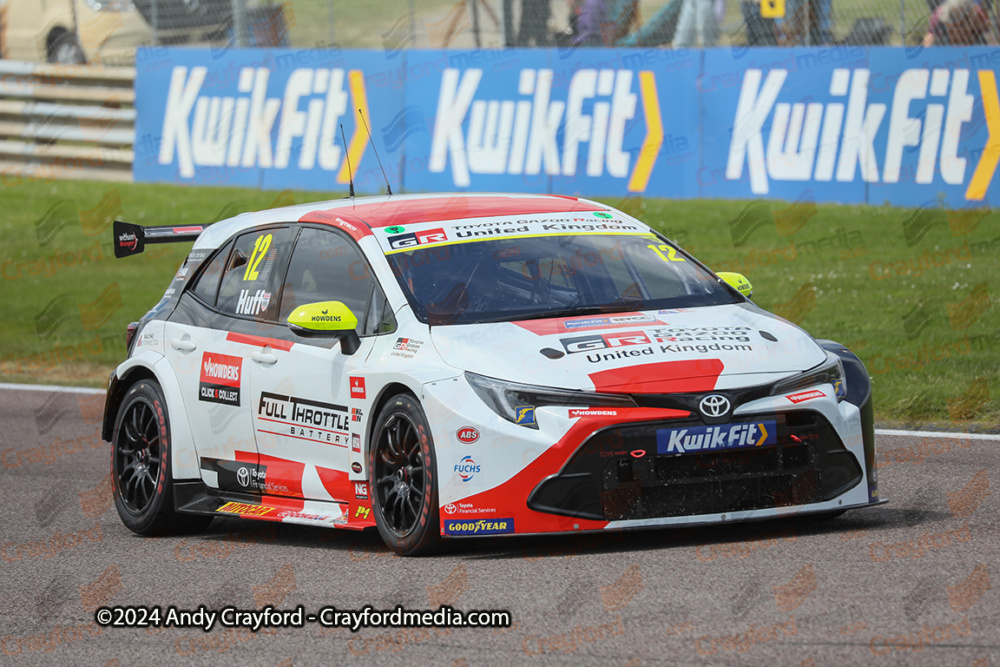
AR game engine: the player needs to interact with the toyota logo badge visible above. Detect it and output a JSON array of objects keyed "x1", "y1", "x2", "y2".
[
  {"x1": 699, "y1": 394, "x2": 730, "y2": 418},
  {"x1": 237, "y1": 467, "x2": 250, "y2": 487}
]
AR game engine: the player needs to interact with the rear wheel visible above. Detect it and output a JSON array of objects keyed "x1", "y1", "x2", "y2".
[
  {"x1": 370, "y1": 394, "x2": 440, "y2": 555},
  {"x1": 111, "y1": 379, "x2": 210, "y2": 535}
]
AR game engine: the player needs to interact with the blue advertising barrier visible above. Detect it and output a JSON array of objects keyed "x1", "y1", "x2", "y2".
[{"x1": 135, "y1": 45, "x2": 1000, "y2": 209}]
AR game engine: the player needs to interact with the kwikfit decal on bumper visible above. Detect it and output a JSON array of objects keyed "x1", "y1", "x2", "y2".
[{"x1": 656, "y1": 421, "x2": 777, "y2": 455}]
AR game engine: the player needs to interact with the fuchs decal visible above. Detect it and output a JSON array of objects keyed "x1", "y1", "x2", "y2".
[
  {"x1": 199, "y1": 352, "x2": 242, "y2": 406},
  {"x1": 454, "y1": 456, "x2": 480, "y2": 482}
]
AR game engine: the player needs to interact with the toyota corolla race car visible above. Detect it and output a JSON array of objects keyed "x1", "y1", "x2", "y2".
[{"x1": 103, "y1": 193, "x2": 883, "y2": 555}]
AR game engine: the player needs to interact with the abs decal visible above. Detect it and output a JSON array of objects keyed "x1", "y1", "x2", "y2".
[
  {"x1": 257, "y1": 391, "x2": 350, "y2": 447},
  {"x1": 199, "y1": 352, "x2": 242, "y2": 406}
]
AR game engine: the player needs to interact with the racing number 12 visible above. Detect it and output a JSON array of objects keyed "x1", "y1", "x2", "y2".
[
  {"x1": 648, "y1": 244, "x2": 684, "y2": 262},
  {"x1": 244, "y1": 234, "x2": 272, "y2": 281}
]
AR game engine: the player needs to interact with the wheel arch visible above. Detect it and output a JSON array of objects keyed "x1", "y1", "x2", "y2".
[
  {"x1": 103, "y1": 353, "x2": 201, "y2": 481},
  {"x1": 366, "y1": 381, "x2": 420, "y2": 455}
]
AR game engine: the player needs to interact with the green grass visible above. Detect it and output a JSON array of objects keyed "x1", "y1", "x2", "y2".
[{"x1": 0, "y1": 179, "x2": 997, "y2": 428}]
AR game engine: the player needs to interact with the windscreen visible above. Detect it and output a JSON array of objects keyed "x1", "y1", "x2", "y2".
[{"x1": 386, "y1": 233, "x2": 740, "y2": 325}]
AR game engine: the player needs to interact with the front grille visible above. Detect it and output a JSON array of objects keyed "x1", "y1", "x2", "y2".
[{"x1": 527, "y1": 411, "x2": 862, "y2": 521}]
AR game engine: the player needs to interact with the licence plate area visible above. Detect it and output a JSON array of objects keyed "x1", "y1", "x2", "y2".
[{"x1": 655, "y1": 420, "x2": 778, "y2": 455}]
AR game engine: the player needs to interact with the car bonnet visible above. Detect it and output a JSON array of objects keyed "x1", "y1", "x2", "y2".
[{"x1": 429, "y1": 304, "x2": 828, "y2": 393}]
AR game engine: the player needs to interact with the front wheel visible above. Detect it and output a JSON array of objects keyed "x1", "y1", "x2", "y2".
[
  {"x1": 370, "y1": 394, "x2": 440, "y2": 556},
  {"x1": 111, "y1": 379, "x2": 209, "y2": 535}
]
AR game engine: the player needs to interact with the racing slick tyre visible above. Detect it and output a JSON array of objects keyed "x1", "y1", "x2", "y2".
[
  {"x1": 111, "y1": 380, "x2": 210, "y2": 536},
  {"x1": 370, "y1": 393, "x2": 441, "y2": 556}
]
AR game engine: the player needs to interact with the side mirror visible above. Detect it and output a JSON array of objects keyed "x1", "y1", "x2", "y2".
[
  {"x1": 717, "y1": 272, "x2": 753, "y2": 299},
  {"x1": 287, "y1": 301, "x2": 361, "y2": 354}
]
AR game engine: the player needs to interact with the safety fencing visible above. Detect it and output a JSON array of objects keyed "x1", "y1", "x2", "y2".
[{"x1": 0, "y1": 61, "x2": 135, "y2": 183}]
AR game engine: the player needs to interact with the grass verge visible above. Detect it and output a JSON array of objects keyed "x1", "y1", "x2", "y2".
[{"x1": 0, "y1": 179, "x2": 996, "y2": 428}]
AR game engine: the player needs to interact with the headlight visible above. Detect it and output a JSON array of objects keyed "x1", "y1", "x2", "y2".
[
  {"x1": 465, "y1": 372, "x2": 637, "y2": 429},
  {"x1": 771, "y1": 355, "x2": 847, "y2": 402}
]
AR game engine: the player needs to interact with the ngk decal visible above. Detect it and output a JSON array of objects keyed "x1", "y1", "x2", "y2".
[
  {"x1": 199, "y1": 352, "x2": 242, "y2": 406},
  {"x1": 726, "y1": 67, "x2": 996, "y2": 200},
  {"x1": 560, "y1": 330, "x2": 652, "y2": 354},
  {"x1": 430, "y1": 67, "x2": 661, "y2": 190},
  {"x1": 157, "y1": 65, "x2": 368, "y2": 180}
]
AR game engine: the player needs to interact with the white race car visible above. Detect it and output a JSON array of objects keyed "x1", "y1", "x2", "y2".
[{"x1": 103, "y1": 193, "x2": 883, "y2": 555}]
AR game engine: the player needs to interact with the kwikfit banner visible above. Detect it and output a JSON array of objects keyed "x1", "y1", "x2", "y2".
[{"x1": 136, "y1": 45, "x2": 1000, "y2": 208}]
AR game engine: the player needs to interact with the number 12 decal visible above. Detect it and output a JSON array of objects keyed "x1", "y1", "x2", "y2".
[
  {"x1": 647, "y1": 244, "x2": 685, "y2": 262},
  {"x1": 244, "y1": 234, "x2": 273, "y2": 281}
]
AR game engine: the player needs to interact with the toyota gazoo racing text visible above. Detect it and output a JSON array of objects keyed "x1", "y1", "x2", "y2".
[{"x1": 102, "y1": 193, "x2": 883, "y2": 555}]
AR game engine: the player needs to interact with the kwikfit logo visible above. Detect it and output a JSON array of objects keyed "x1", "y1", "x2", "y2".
[
  {"x1": 158, "y1": 66, "x2": 368, "y2": 179},
  {"x1": 430, "y1": 68, "x2": 660, "y2": 189},
  {"x1": 727, "y1": 68, "x2": 997, "y2": 201}
]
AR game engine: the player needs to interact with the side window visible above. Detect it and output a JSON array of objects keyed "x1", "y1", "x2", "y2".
[
  {"x1": 364, "y1": 283, "x2": 397, "y2": 336},
  {"x1": 189, "y1": 241, "x2": 233, "y2": 306},
  {"x1": 216, "y1": 227, "x2": 295, "y2": 321},
  {"x1": 279, "y1": 228, "x2": 375, "y2": 329}
]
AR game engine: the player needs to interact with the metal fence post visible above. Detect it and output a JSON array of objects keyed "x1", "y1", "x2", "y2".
[{"x1": 232, "y1": 0, "x2": 249, "y2": 47}]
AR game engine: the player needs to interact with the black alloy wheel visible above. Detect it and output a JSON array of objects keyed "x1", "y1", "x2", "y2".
[
  {"x1": 370, "y1": 394, "x2": 440, "y2": 555},
  {"x1": 115, "y1": 395, "x2": 162, "y2": 515},
  {"x1": 111, "y1": 380, "x2": 210, "y2": 535}
]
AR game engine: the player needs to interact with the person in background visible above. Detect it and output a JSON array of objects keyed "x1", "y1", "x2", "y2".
[
  {"x1": 518, "y1": 0, "x2": 553, "y2": 45},
  {"x1": 740, "y1": 0, "x2": 777, "y2": 45},
  {"x1": 674, "y1": 0, "x2": 719, "y2": 46},
  {"x1": 923, "y1": 0, "x2": 996, "y2": 45}
]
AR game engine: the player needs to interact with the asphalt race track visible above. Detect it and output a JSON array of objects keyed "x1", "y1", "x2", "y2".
[{"x1": 1, "y1": 386, "x2": 997, "y2": 666}]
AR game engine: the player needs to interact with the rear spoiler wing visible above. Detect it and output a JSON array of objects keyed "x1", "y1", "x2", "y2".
[{"x1": 113, "y1": 220, "x2": 206, "y2": 259}]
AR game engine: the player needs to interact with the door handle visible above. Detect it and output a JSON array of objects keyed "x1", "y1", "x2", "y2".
[
  {"x1": 251, "y1": 351, "x2": 277, "y2": 365},
  {"x1": 170, "y1": 338, "x2": 196, "y2": 352}
]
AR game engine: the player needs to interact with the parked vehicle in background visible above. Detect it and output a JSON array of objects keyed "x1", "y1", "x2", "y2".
[{"x1": 0, "y1": 0, "x2": 285, "y2": 65}]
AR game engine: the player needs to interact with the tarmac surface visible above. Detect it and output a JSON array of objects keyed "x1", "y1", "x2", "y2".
[{"x1": 1, "y1": 385, "x2": 997, "y2": 666}]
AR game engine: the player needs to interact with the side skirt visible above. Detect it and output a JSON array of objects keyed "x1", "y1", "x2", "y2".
[{"x1": 173, "y1": 480, "x2": 376, "y2": 531}]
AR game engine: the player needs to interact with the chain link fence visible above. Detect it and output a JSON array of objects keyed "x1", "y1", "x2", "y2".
[
  {"x1": 0, "y1": 0, "x2": 989, "y2": 65},
  {"x1": 278, "y1": 0, "x2": 994, "y2": 51}
]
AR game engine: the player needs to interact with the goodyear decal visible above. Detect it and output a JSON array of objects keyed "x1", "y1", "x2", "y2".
[
  {"x1": 444, "y1": 518, "x2": 515, "y2": 536},
  {"x1": 656, "y1": 421, "x2": 777, "y2": 455}
]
